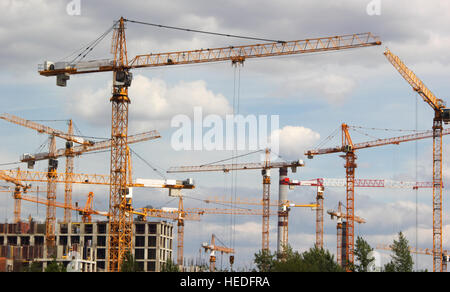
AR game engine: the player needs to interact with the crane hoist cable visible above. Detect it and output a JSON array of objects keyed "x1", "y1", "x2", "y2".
[
  {"x1": 313, "y1": 126, "x2": 340, "y2": 150},
  {"x1": 230, "y1": 63, "x2": 243, "y2": 251},
  {"x1": 199, "y1": 149, "x2": 264, "y2": 167},
  {"x1": 414, "y1": 90, "x2": 419, "y2": 270},
  {"x1": 129, "y1": 147, "x2": 167, "y2": 179},
  {"x1": 125, "y1": 19, "x2": 286, "y2": 44},
  {"x1": 348, "y1": 125, "x2": 425, "y2": 133},
  {"x1": 66, "y1": 20, "x2": 119, "y2": 65}
]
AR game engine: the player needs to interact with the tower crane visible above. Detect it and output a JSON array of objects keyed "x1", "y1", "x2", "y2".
[
  {"x1": 305, "y1": 124, "x2": 450, "y2": 270},
  {"x1": 384, "y1": 48, "x2": 450, "y2": 272},
  {"x1": 168, "y1": 149, "x2": 305, "y2": 252},
  {"x1": 0, "y1": 113, "x2": 160, "y2": 223},
  {"x1": 0, "y1": 171, "x2": 32, "y2": 224},
  {"x1": 39, "y1": 16, "x2": 381, "y2": 271},
  {"x1": 327, "y1": 202, "x2": 366, "y2": 267},
  {"x1": 0, "y1": 114, "x2": 88, "y2": 252},
  {"x1": 376, "y1": 244, "x2": 450, "y2": 272},
  {"x1": 201, "y1": 234, "x2": 235, "y2": 272}
]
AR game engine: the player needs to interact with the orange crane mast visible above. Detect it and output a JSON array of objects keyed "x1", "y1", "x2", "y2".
[
  {"x1": 305, "y1": 124, "x2": 450, "y2": 271},
  {"x1": 384, "y1": 48, "x2": 450, "y2": 272},
  {"x1": 39, "y1": 16, "x2": 381, "y2": 270}
]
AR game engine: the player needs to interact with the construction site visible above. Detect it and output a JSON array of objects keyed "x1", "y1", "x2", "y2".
[{"x1": 0, "y1": 1, "x2": 449, "y2": 273}]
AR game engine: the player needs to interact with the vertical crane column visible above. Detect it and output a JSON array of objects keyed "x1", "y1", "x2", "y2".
[
  {"x1": 64, "y1": 120, "x2": 74, "y2": 223},
  {"x1": 336, "y1": 218, "x2": 343, "y2": 266},
  {"x1": 262, "y1": 169, "x2": 271, "y2": 251},
  {"x1": 108, "y1": 17, "x2": 132, "y2": 272},
  {"x1": 433, "y1": 116, "x2": 443, "y2": 272},
  {"x1": 316, "y1": 186, "x2": 324, "y2": 249},
  {"x1": 344, "y1": 151, "x2": 356, "y2": 270},
  {"x1": 46, "y1": 135, "x2": 57, "y2": 257},
  {"x1": 277, "y1": 167, "x2": 289, "y2": 254},
  {"x1": 177, "y1": 197, "x2": 185, "y2": 268},
  {"x1": 13, "y1": 186, "x2": 22, "y2": 224}
]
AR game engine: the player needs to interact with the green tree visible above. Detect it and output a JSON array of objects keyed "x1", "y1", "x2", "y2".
[
  {"x1": 44, "y1": 257, "x2": 66, "y2": 272},
  {"x1": 294, "y1": 246, "x2": 343, "y2": 272},
  {"x1": 354, "y1": 236, "x2": 374, "y2": 272},
  {"x1": 23, "y1": 261, "x2": 42, "y2": 272},
  {"x1": 120, "y1": 251, "x2": 142, "y2": 272},
  {"x1": 384, "y1": 231, "x2": 414, "y2": 272},
  {"x1": 161, "y1": 259, "x2": 180, "y2": 272},
  {"x1": 253, "y1": 249, "x2": 276, "y2": 272},
  {"x1": 253, "y1": 245, "x2": 343, "y2": 272},
  {"x1": 271, "y1": 245, "x2": 303, "y2": 272}
]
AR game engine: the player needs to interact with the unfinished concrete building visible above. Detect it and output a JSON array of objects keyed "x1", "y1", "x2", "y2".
[{"x1": 0, "y1": 219, "x2": 174, "y2": 272}]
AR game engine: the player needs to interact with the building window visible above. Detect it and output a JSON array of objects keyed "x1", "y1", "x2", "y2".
[
  {"x1": 135, "y1": 236, "x2": 145, "y2": 247},
  {"x1": 97, "y1": 223, "x2": 107, "y2": 234},
  {"x1": 147, "y1": 261, "x2": 156, "y2": 272},
  {"x1": 7, "y1": 236, "x2": 17, "y2": 245},
  {"x1": 20, "y1": 236, "x2": 30, "y2": 246},
  {"x1": 84, "y1": 236, "x2": 93, "y2": 246},
  {"x1": 148, "y1": 236, "x2": 156, "y2": 247},
  {"x1": 97, "y1": 248, "x2": 106, "y2": 260},
  {"x1": 135, "y1": 248, "x2": 145, "y2": 260},
  {"x1": 59, "y1": 236, "x2": 68, "y2": 246},
  {"x1": 97, "y1": 236, "x2": 106, "y2": 247},
  {"x1": 148, "y1": 223, "x2": 157, "y2": 235},
  {"x1": 60, "y1": 224, "x2": 68, "y2": 234},
  {"x1": 71, "y1": 236, "x2": 80, "y2": 245},
  {"x1": 34, "y1": 236, "x2": 44, "y2": 245},
  {"x1": 148, "y1": 248, "x2": 156, "y2": 260},
  {"x1": 135, "y1": 223, "x2": 145, "y2": 234},
  {"x1": 84, "y1": 224, "x2": 93, "y2": 234}
]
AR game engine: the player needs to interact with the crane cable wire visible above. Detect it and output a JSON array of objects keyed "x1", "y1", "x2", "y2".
[
  {"x1": 125, "y1": 19, "x2": 286, "y2": 44},
  {"x1": 414, "y1": 91, "x2": 419, "y2": 270}
]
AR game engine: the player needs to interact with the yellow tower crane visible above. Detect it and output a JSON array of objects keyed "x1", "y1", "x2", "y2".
[
  {"x1": 384, "y1": 48, "x2": 450, "y2": 272},
  {"x1": 0, "y1": 113, "x2": 161, "y2": 224}
]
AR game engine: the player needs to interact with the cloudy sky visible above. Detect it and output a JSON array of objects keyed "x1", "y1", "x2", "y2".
[{"x1": 1, "y1": 0, "x2": 450, "y2": 271}]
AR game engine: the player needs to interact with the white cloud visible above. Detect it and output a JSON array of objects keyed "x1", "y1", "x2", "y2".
[
  {"x1": 277, "y1": 71, "x2": 357, "y2": 104},
  {"x1": 271, "y1": 125, "x2": 321, "y2": 159},
  {"x1": 68, "y1": 74, "x2": 233, "y2": 132}
]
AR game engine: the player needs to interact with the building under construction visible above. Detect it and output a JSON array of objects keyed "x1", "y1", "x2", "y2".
[{"x1": 0, "y1": 219, "x2": 174, "y2": 272}]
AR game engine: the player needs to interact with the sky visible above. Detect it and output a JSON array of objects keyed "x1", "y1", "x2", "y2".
[{"x1": 1, "y1": 0, "x2": 450, "y2": 271}]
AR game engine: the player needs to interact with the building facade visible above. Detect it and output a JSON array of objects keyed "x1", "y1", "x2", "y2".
[{"x1": 0, "y1": 220, "x2": 174, "y2": 272}]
